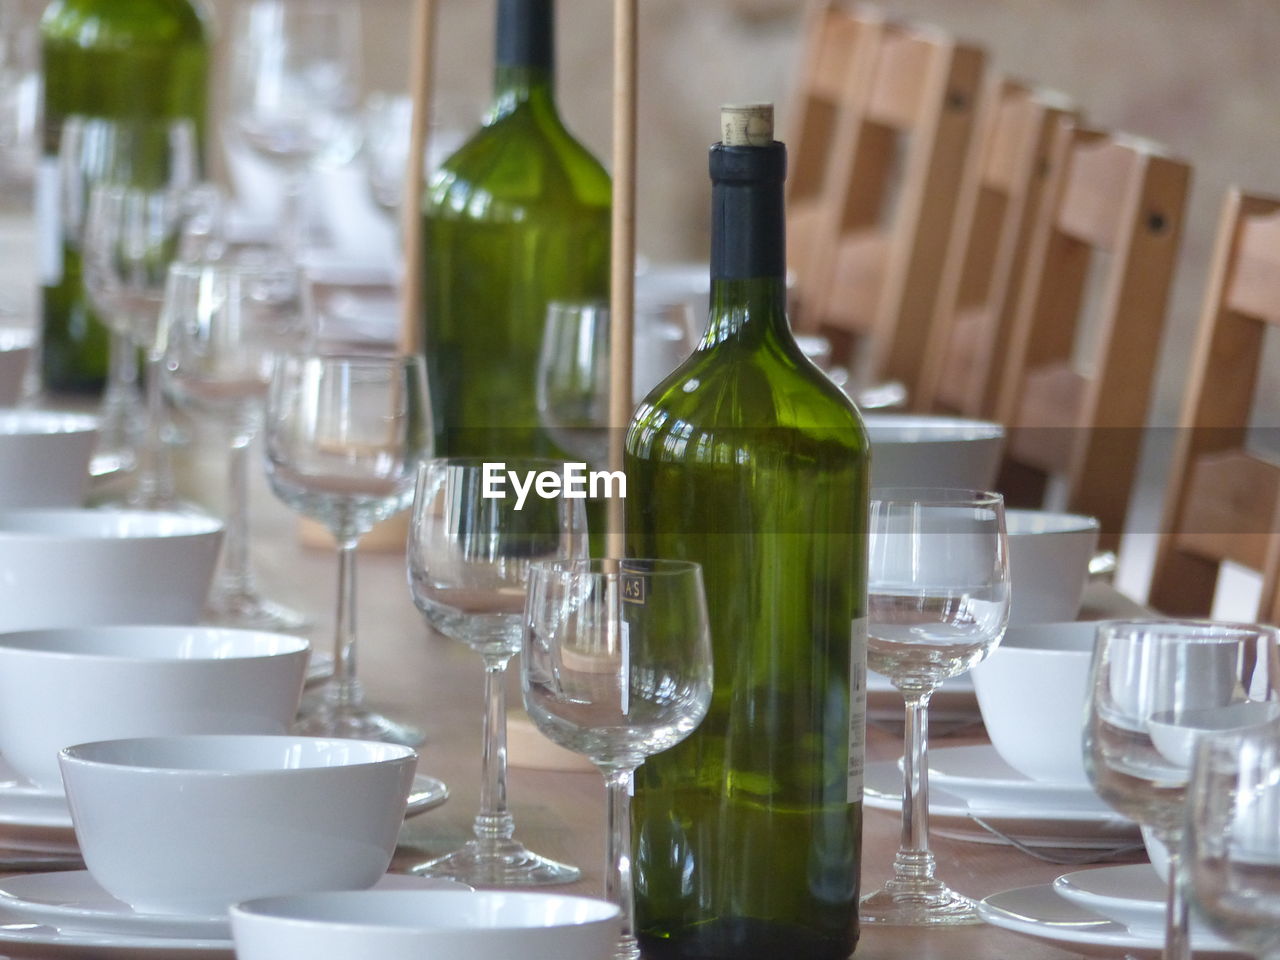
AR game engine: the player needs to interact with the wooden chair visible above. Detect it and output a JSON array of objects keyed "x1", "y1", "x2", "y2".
[
  {"x1": 915, "y1": 77, "x2": 1077, "y2": 418},
  {"x1": 1147, "y1": 189, "x2": 1280, "y2": 622},
  {"x1": 993, "y1": 125, "x2": 1192, "y2": 553},
  {"x1": 785, "y1": 2, "x2": 880, "y2": 316},
  {"x1": 789, "y1": 11, "x2": 986, "y2": 399}
]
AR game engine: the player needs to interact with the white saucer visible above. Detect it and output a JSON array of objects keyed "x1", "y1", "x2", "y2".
[
  {"x1": 1053, "y1": 863, "x2": 1210, "y2": 936},
  {"x1": 0, "y1": 873, "x2": 468, "y2": 959},
  {"x1": 927, "y1": 744, "x2": 1097, "y2": 807},
  {"x1": 978, "y1": 882, "x2": 1242, "y2": 958},
  {"x1": 0, "y1": 871, "x2": 466, "y2": 941},
  {"x1": 864, "y1": 758, "x2": 1140, "y2": 850}
]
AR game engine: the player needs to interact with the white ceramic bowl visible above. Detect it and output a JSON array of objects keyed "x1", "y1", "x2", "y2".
[
  {"x1": 0, "y1": 410, "x2": 98, "y2": 508},
  {"x1": 1006, "y1": 509, "x2": 1100, "y2": 625},
  {"x1": 0, "y1": 510, "x2": 222, "y2": 632},
  {"x1": 0, "y1": 330, "x2": 34, "y2": 406},
  {"x1": 0, "y1": 627, "x2": 309, "y2": 791},
  {"x1": 59, "y1": 735, "x2": 417, "y2": 916},
  {"x1": 864, "y1": 414, "x2": 1004, "y2": 490},
  {"x1": 971, "y1": 621, "x2": 1098, "y2": 785},
  {"x1": 230, "y1": 890, "x2": 620, "y2": 960}
]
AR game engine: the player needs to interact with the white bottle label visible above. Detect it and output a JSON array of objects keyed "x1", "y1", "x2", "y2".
[
  {"x1": 848, "y1": 616, "x2": 867, "y2": 802},
  {"x1": 35, "y1": 156, "x2": 63, "y2": 288}
]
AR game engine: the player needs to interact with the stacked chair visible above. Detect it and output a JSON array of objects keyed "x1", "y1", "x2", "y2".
[{"x1": 786, "y1": 1, "x2": 1280, "y2": 592}]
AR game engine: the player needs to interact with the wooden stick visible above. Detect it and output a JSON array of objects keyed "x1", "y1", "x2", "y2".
[
  {"x1": 607, "y1": 0, "x2": 638, "y2": 559},
  {"x1": 398, "y1": 0, "x2": 438, "y2": 354}
]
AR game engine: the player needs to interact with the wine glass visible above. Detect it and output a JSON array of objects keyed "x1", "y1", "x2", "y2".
[
  {"x1": 61, "y1": 116, "x2": 197, "y2": 478},
  {"x1": 265, "y1": 352, "x2": 431, "y2": 743},
  {"x1": 536, "y1": 299, "x2": 697, "y2": 468},
  {"x1": 522, "y1": 558, "x2": 713, "y2": 960},
  {"x1": 82, "y1": 141, "x2": 200, "y2": 508},
  {"x1": 859, "y1": 488, "x2": 1010, "y2": 925},
  {"x1": 361, "y1": 90, "x2": 471, "y2": 225},
  {"x1": 226, "y1": 0, "x2": 362, "y2": 265},
  {"x1": 1084, "y1": 619, "x2": 1280, "y2": 960},
  {"x1": 536, "y1": 301, "x2": 610, "y2": 467},
  {"x1": 1184, "y1": 720, "x2": 1280, "y2": 960},
  {"x1": 406, "y1": 457, "x2": 587, "y2": 886},
  {"x1": 161, "y1": 260, "x2": 307, "y2": 629}
]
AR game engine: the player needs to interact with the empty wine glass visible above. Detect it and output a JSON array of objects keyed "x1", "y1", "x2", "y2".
[
  {"x1": 161, "y1": 260, "x2": 307, "y2": 629},
  {"x1": 522, "y1": 558, "x2": 713, "y2": 960},
  {"x1": 407, "y1": 457, "x2": 587, "y2": 886},
  {"x1": 227, "y1": 0, "x2": 362, "y2": 264},
  {"x1": 536, "y1": 301, "x2": 610, "y2": 467},
  {"x1": 61, "y1": 116, "x2": 197, "y2": 478},
  {"x1": 361, "y1": 90, "x2": 470, "y2": 224},
  {"x1": 860, "y1": 488, "x2": 1010, "y2": 925},
  {"x1": 265, "y1": 352, "x2": 431, "y2": 743},
  {"x1": 536, "y1": 299, "x2": 696, "y2": 468},
  {"x1": 1085, "y1": 619, "x2": 1280, "y2": 960},
  {"x1": 1184, "y1": 720, "x2": 1280, "y2": 960},
  {"x1": 82, "y1": 149, "x2": 199, "y2": 509}
]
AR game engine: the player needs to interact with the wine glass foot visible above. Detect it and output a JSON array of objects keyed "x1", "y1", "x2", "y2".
[
  {"x1": 204, "y1": 587, "x2": 309, "y2": 632},
  {"x1": 859, "y1": 878, "x2": 981, "y2": 926},
  {"x1": 293, "y1": 701, "x2": 425, "y2": 747},
  {"x1": 612, "y1": 934, "x2": 641, "y2": 960},
  {"x1": 410, "y1": 838, "x2": 580, "y2": 888}
]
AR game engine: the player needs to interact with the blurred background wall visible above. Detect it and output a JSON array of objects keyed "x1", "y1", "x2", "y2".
[{"x1": 203, "y1": 0, "x2": 1280, "y2": 435}]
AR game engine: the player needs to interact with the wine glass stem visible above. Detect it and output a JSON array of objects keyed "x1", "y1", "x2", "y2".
[
  {"x1": 216, "y1": 432, "x2": 256, "y2": 598},
  {"x1": 895, "y1": 687, "x2": 938, "y2": 881},
  {"x1": 134, "y1": 352, "x2": 172, "y2": 508},
  {"x1": 280, "y1": 162, "x2": 308, "y2": 264},
  {"x1": 475, "y1": 656, "x2": 515, "y2": 842},
  {"x1": 326, "y1": 536, "x2": 365, "y2": 711},
  {"x1": 1161, "y1": 843, "x2": 1191, "y2": 960},
  {"x1": 604, "y1": 766, "x2": 640, "y2": 960}
]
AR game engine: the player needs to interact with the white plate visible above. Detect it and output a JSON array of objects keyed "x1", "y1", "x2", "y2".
[
  {"x1": 927, "y1": 744, "x2": 1101, "y2": 808},
  {"x1": 0, "y1": 871, "x2": 467, "y2": 941},
  {"x1": 978, "y1": 882, "x2": 1242, "y2": 958},
  {"x1": 864, "y1": 759, "x2": 1140, "y2": 850}
]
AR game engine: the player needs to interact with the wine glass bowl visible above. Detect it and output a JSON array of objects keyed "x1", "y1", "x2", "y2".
[
  {"x1": 265, "y1": 352, "x2": 431, "y2": 743},
  {"x1": 227, "y1": 0, "x2": 362, "y2": 263},
  {"x1": 535, "y1": 300, "x2": 610, "y2": 467},
  {"x1": 523, "y1": 558, "x2": 713, "y2": 768},
  {"x1": 861, "y1": 487, "x2": 1010, "y2": 926},
  {"x1": 1084, "y1": 619, "x2": 1280, "y2": 960},
  {"x1": 406, "y1": 457, "x2": 587, "y2": 887}
]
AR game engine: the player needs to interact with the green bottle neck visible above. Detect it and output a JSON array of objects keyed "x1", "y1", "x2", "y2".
[
  {"x1": 703, "y1": 139, "x2": 791, "y2": 348},
  {"x1": 704, "y1": 276, "x2": 790, "y2": 347},
  {"x1": 491, "y1": 64, "x2": 555, "y2": 118}
]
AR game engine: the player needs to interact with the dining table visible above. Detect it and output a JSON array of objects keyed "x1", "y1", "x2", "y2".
[
  {"x1": 211, "y1": 454, "x2": 1150, "y2": 960},
  {"x1": 0, "y1": 202, "x2": 1162, "y2": 959}
]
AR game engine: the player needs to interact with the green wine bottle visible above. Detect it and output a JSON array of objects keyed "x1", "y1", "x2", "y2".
[
  {"x1": 625, "y1": 104, "x2": 868, "y2": 960},
  {"x1": 38, "y1": 0, "x2": 210, "y2": 394},
  {"x1": 420, "y1": 0, "x2": 610, "y2": 457}
]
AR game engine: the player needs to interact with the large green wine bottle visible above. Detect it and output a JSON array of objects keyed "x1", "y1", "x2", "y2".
[
  {"x1": 626, "y1": 104, "x2": 868, "y2": 960},
  {"x1": 38, "y1": 0, "x2": 210, "y2": 394},
  {"x1": 421, "y1": 0, "x2": 610, "y2": 457}
]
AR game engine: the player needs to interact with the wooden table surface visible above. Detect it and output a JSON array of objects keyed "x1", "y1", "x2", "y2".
[{"x1": 219, "y1": 464, "x2": 1152, "y2": 960}]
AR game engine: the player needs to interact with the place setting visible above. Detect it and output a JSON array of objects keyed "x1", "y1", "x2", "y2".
[{"x1": 974, "y1": 619, "x2": 1280, "y2": 959}]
